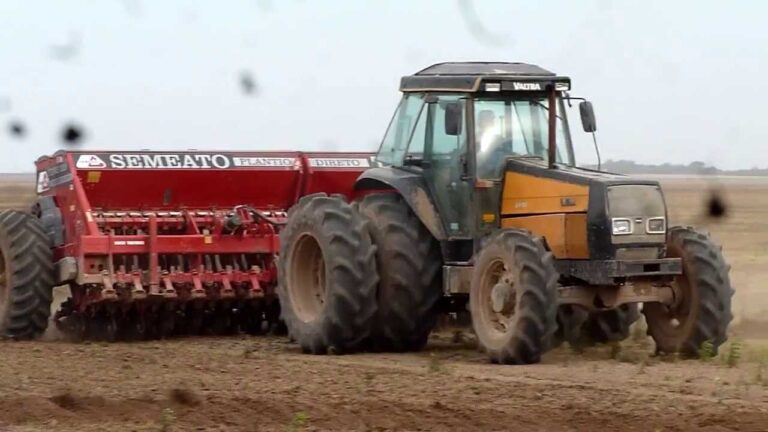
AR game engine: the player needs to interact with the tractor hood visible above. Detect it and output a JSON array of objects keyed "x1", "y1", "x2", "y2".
[
  {"x1": 504, "y1": 156, "x2": 651, "y2": 185},
  {"x1": 500, "y1": 157, "x2": 668, "y2": 261}
]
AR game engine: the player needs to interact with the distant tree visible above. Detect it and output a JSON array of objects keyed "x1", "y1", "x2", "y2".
[{"x1": 588, "y1": 159, "x2": 768, "y2": 176}]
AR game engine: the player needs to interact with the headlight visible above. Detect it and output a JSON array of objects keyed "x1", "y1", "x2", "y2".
[
  {"x1": 646, "y1": 217, "x2": 666, "y2": 234},
  {"x1": 612, "y1": 218, "x2": 633, "y2": 235}
]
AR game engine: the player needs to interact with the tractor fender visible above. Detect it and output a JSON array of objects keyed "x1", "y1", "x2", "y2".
[{"x1": 355, "y1": 167, "x2": 446, "y2": 240}]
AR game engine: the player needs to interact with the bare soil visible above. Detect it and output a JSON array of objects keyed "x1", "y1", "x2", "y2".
[{"x1": 1, "y1": 175, "x2": 767, "y2": 431}]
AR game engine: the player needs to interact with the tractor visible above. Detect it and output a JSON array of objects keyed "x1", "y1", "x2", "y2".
[{"x1": 278, "y1": 62, "x2": 734, "y2": 363}]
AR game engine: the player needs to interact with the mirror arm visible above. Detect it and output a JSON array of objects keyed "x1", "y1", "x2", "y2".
[
  {"x1": 564, "y1": 91, "x2": 573, "y2": 108},
  {"x1": 591, "y1": 132, "x2": 601, "y2": 171}
]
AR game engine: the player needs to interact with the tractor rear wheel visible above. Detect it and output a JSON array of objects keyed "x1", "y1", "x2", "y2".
[
  {"x1": 581, "y1": 304, "x2": 640, "y2": 345},
  {"x1": 554, "y1": 304, "x2": 640, "y2": 348},
  {"x1": 643, "y1": 227, "x2": 733, "y2": 356},
  {"x1": 356, "y1": 193, "x2": 442, "y2": 352},
  {"x1": 0, "y1": 210, "x2": 54, "y2": 340},
  {"x1": 278, "y1": 194, "x2": 378, "y2": 354},
  {"x1": 553, "y1": 304, "x2": 588, "y2": 348},
  {"x1": 470, "y1": 230, "x2": 558, "y2": 364}
]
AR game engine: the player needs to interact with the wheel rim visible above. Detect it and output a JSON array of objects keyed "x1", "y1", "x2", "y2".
[
  {"x1": 651, "y1": 273, "x2": 693, "y2": 336},
  {"x1": 645, "y1": 242, "x2": 696, "y2": 344},
  {"x1": 288, "y1": 233, "x2": 327, "y2": 323},
  {"x1": 478, "y1": 257, "x2": 517, "y2": 342}
]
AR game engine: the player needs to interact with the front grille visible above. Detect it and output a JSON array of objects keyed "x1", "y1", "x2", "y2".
[{"x1": 607, "y1": 185, "x2": 666, "y2": 245}]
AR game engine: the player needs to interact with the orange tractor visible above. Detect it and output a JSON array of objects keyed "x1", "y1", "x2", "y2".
[{"x1": 276, "y1": 62, "x2": 733, "y2": 363}]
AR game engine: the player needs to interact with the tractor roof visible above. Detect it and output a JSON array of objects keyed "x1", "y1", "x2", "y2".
[{"x1": 399, "y1": 62, "x2": 571, "y2": 93}]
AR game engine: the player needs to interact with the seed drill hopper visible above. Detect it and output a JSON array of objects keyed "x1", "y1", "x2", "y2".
[{"x1": 6, "y1": 150, "x2": 374, "y2": 340}]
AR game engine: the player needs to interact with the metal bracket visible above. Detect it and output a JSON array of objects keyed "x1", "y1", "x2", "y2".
[
  {"x1": 131, "y1": 271, "x2": 147, "y2": 300},
  {"x1": 190, "y1": 271, "x2": 206, "y2": 299},
  {"x1": 558, "y1": 281, "x2": 676, "y2": 310},
  {"x1": 54, "y1": 257, "x2": 78, "y2": 285},
  {"x1": 161, "y1": 271, "x2": 177, "y2": 298},
  {"x1": 443, "y1": 265, "x2": 473, "y2": 295}
]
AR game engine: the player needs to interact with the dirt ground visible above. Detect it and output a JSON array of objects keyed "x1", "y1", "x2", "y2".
[{"x1": 1, "y1": 175, "x2": 768, "y2": 431}]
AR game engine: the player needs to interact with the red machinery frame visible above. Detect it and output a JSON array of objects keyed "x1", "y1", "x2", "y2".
[{"x1": 34, "y1": 150, "x2": 375, "y2": 309}]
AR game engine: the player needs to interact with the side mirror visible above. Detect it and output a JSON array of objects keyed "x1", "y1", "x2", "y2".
[
  {"x1": 579, "y1": 101, "x2": 597, "y2": 133},
  {"x1": 444, "y1": 103, "x2": 462, "y2": 136}
]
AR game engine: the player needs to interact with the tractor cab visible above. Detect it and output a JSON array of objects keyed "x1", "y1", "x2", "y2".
[
  {"x1": 363, "y1": 62, "x2": 669, "y2": 272},
  {"x1": 370, "y1": 63, "x2": 581, "y2": 242}
]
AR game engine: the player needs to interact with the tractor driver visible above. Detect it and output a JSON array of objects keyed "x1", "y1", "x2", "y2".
[{"x1": 475, "y1": 109, "x2": 507, "y2": 178}]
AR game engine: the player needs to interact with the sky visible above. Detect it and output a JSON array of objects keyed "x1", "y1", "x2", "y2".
[{"x1": 0, "y1": 0, "x2": 766, "y2": 172}]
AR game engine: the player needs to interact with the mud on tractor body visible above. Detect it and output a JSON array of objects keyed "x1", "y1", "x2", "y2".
[
  {"x1": 0, "y1": 150, "x2": 373, "y2": 340},
  {"x1": 277, "y1": 62, "x2": 734, "y2": 363}
]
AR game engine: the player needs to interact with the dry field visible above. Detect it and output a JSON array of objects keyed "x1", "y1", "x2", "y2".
[
  {"x1": 0, "y1": 174, "x2": 767, "y2": 431},
  {"x1": 0, "y1": 174, "x2": 34, "y2": 213},
  {"x1": 659, "y1": 176, "x2": 768, "y2": 330}
]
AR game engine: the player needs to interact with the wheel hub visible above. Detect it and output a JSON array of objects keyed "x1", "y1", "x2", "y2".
[
  {"x1": 478, "y1": 259, "x2": 519, "y2": 336},
  {"x1": 289, "y1": 233, "x2": 327, "y2": 323},
  {"x1": 490, "y1": 276, "x2": 514, "y2": 314}
]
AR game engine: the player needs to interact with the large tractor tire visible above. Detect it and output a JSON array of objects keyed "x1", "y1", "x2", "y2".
[
  {"x1": 0, "y1": 210, "x2": 54, "y2": 340},
  {"x1": 553, "y1": 304, "x2": 588, "y2": 348},
  {"x1": 643, "y1": 227, "x2": 733, "y2": 356},
  {"x1": 470, "y1": 230, "x2": 558, "y2": 364},
  {"x1": 581, "y1": 304, "x2": 640, "y2": 345},
  {"x1": 277, "y1": 194, "x2": 378, "y2": 354},
  {"x1": 554, "y1": 304, "x2": 639, "y2": 348},
  {"x1": 356, "y1": 193, "x2": 442, "y2": 352}
]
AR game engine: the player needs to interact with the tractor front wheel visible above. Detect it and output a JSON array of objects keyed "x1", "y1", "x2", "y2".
[
  {"x1": 643, "y1": 227, "x2": 733, "y2": 357},
  {"x1": 470, "y1": 230, "x2": 558, "y2": 364}
]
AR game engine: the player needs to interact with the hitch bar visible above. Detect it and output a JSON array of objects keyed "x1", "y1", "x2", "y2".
[{"x1": 558, "y1": 282, "x2": 676, "y2": 311}]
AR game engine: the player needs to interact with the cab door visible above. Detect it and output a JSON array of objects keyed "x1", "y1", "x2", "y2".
[{"x1": 404, "y1": 95, "x2": 472, "y2": 238}]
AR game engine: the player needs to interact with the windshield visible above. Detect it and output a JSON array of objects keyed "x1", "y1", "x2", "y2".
[{"x1": 474, "y1": 96, "x2": 572, "y2": 178}]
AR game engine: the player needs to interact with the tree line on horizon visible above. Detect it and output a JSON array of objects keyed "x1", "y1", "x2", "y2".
[{"x1": 587, "y1": 160, "x2": 768, "y2": 176}]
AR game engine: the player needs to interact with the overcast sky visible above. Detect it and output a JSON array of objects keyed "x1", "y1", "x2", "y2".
[{"x1": 1, "y1": 0, "x2": 766, "y2": 172}]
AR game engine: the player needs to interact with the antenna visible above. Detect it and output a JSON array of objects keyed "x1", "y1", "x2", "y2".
[{"x1": 591, "y1": 132, "x2": 601, "y2": 171}]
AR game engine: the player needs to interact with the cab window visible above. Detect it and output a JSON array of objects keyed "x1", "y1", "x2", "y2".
[{"x1": 376, "y1": 94, "x2": 425, "y2": 165}]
